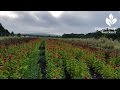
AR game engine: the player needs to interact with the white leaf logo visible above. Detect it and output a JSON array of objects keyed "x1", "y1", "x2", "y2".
[{"x1": 106, "y1": 14, "x2": 117, "y2": 27}]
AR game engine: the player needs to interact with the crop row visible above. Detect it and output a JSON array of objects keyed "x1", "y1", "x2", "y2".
[
  {"x1": 45, "y1": 39, "x2": 91, "y2": 79},
  {"x1": 63, "y1": 37, "x2": 120, "y2": 50},
  {"x1": 0, "y1": 37, "x2": 38, "y2": 47},
  {"x1": 45, "y1": 39, "x2": 120, "y2": 79},
  {"x1": 1, "y1": 37, "x2": 120, "y2": 79},
  {"x1": 0, "y1": 38, "x2": 41, "y2": 79},
  {"x1": 63, "y1": 40, "x2": 120, "y2": 68}
]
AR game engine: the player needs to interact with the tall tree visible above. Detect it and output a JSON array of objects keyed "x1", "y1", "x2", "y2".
[
  {"x1": 11, "y1": 31, "x2": 14, "y2": 36},
  {"x1": 17, "y1": 33, "x2": 21, "y2": 37}
]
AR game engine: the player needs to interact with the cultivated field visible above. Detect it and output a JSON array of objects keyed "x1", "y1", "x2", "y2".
[{"x1": 0, "y1": 37, "x2": 120, "y2": 79}]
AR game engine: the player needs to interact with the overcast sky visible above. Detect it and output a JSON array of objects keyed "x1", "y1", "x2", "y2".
[{"x1": 0, "y1": 11, "x2": 120, "y2": 35}]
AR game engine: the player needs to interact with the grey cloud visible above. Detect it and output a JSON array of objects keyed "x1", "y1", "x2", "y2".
[
  {"x1": 0, "y1": 11, "x2": 120, "y2": 35},
  {"x1": 14, "y1": 11, "x2": 62, "y2": 28}
]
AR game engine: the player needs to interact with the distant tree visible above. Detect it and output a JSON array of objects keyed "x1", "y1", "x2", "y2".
[
  {"x1": 116, "y1": 28, "x2": 120, "y2": 39},
  {"x1": 62, "y1": 33, "x2": 85, "y2": 38},
  {"x1": 17, "y1": 33, "x2": 21, "y2": 37},
  {"x1": 11, "y1": 31, "x2": 14, "y2": 36},
  {"x1": 0, "y1": 29, "x2": 4, "y2": 36},
  {"x1": 94, "y1": 31, "x2": 103, "y2": 39},
  {"x1": 0, "y1": 23, "x2": 5, "y2": 30},
  {"x1": 4, "y1": 29, "x2": 10, "y2": 36}
]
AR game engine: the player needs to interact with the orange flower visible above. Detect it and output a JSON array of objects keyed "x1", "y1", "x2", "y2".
[
  {"x1": 3, "y1": 58, "x2": 7, "y2": 63},
  {"x1": 54, "y1": 62, "x2": 58, "y2": 65},
  {"x1": 8, "y1": 54, "x2": 14, "y2": 60},
  {"x1": 57, "y1": 54, "x2": 61, "y2": 59}
]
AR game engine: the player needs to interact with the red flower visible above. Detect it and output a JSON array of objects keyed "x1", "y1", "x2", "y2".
[
  {"x1": 54, "y1": 62, "x2": 58, "y2": 65},
  {"x1": 8, "y1": 54, "x2": 14, "y2": 60},
  {"x1": 112, "y1": 66, "x2": 117, "y2": 69},
  {"x1": 57, "y1": 54, "x2": 61, "y2": 59},
  {"x1": 3, "y1": 58, "x2": 7, "y2": 63}
]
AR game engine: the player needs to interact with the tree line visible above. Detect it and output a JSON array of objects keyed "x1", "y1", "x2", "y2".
[
  {"x1": 62, "y1": 28, "x2": 120, "y2": 40},
  {"x1": 0, "y1": 23, "x2": 21, "y2": 37},
  {"x1": 1, "y1": 22, "x2": 120, "y2": 39}
]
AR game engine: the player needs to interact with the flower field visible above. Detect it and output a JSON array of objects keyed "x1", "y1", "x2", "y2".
[
  {"x1": 0, "y1": 37, "x2": 120, "y2": 79},
  {"x1": 45, "y1": 38, "x2": 120, "y2": 79},
  {"x1": 0, "y1": 38, "x2": 41, "y2": 79}
]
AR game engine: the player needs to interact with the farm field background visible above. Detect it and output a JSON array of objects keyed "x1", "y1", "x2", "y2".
[
  {"x1": 1, "y1": 11, "x2": 120, "y2": 79},
  {"x1": 0, "y1": 37, "x2": 120, "y2": 79}
]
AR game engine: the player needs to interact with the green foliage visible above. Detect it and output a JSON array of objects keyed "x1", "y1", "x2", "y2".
[
  {"x1": 62, "y1": 28, "x2": 120, "y2": 40},
  {"x1": 66, "y1": 37, "x2": 120, "y2": 50},
  {"x1": 0, "y1": 38, "x2": 41, "y2": 79},
  {"x1": 101, "y1": 65, "x2": 116, "y2": 79},
  {"x1": 17, "y1": 33, "x2": 21, "y2": 37},
  {"x1": 11, "y1": 31, "x2": 14, "y2": 36}
]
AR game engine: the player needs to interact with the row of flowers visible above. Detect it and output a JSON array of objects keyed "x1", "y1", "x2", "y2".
[
  {"x1": 0, "y1": 38, "x2": 41, "y2": 79},
  {"x1": 45, "y1": 38, "x2": 120, "y2": 79},
  {"x1": 63, "y1": 40, "x2": 120, "y2": 69},
  {"x1": 45, "y1": 39, "x2": 91, "y2": 79},
  {"x1": 62, "y1": 39, "x2": 120, "y2": 79}
]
